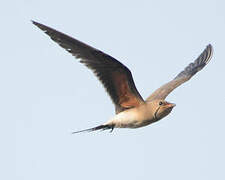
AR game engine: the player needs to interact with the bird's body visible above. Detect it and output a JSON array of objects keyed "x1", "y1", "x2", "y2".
[
  {"x1": 107, "y1": 102, "x2": 155, "y2": 129},
  {"x1": 106, "y1": 100, "x2": 175, "y2": 129},
  {"x1": 32, "y1": 21, "x2": 213, "y2": 133}
]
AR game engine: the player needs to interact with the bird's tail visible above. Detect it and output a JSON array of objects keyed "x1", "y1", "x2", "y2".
[{"x1": 72, "y1": 124, "x2": 114, "y2": 134}]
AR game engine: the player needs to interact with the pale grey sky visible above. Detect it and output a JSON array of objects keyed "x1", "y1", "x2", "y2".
[{"x1": 3, "y1": 0, "x2": 225, "y2": 179}]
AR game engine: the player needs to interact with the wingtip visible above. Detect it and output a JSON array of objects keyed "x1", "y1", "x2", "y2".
[
  {"x1": 31, "y1": 20, "x2": 37, "y2": 25},
  {"x1": 207, "y1": 44, "x2": 213, "y2": 52},
  {"x1": 31, "y1": 20, "x2": 41, "y2": 28},
  {"x1": 205, "y1": 43, "x2": 213, "y2": 65},
  {"x1": 31, "y1": 20, "x2": 44, "y2": 29}
]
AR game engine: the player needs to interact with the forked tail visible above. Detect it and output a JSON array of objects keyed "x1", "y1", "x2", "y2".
[{"x1": 72, "y1": 124, "x2": 114, "y2": 134}]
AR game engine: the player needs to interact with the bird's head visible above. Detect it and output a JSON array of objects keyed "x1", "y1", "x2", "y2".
[{"x1": 151, "y1": 100, "x2": 176, "y2": 121}]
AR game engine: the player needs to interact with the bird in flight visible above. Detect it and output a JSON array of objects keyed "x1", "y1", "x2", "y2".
[{"x1": 32, "y1": 21, "x2": 213, "y2": 133}]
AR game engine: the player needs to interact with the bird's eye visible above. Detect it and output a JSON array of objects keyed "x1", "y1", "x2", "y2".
[{"x1": 159, "y1": 101, "x2": 163, "y2": 106}]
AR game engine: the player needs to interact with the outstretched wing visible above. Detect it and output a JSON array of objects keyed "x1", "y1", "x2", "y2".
[
  {"x1": 147, "y1": 44, "x2": 213, "y2": 101},
  {"x1": 32, "y1": 21, "x2": 144, "y2": 113}
]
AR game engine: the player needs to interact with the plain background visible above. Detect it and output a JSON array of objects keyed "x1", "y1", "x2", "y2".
[{"x1": 3, "y1": 0, "x2": 224, "y2": 179}]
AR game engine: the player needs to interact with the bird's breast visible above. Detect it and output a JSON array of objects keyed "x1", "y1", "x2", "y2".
[{"x1": 107, "y1": 105, "x2": 156, "y2": 128}]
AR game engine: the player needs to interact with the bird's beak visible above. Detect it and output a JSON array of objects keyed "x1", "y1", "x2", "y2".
[{"x1": 166, "y1": 103, "x2": 176, "y2": 108}]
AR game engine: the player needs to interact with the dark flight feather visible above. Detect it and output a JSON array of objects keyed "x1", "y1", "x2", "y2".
[
  {"x1": 32, "y1": 21, "x2": 144, "y2": 113},
  {"x1": 147, "y1": 44, "x2": 213, "y2": 101}
]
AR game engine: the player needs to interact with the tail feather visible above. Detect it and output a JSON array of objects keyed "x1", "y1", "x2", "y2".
[{"x1": 72, "y1": 124, "x2": 113, "y2": 134}]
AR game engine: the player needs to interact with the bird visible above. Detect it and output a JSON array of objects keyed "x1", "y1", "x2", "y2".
[{"x1": 32, "y1": 20, "x2": 213, "y2": 133}]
